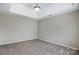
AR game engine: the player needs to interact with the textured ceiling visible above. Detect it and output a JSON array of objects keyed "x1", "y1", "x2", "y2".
[{"x1": 0, "y1": 3, "x2": 79, "y2": 21}]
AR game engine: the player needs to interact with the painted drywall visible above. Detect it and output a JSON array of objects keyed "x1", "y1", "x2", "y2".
[
  {"x1": 38, "y1": 11, "x2": 79, "y2": 49},
  {"x1": 0, "y1": 12, "x2": 37, "y2": 44}
]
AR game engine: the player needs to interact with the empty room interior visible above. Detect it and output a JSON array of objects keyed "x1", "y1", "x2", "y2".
[{"x1": 0, "y1": 3, "x2": 79, "y2": 55}]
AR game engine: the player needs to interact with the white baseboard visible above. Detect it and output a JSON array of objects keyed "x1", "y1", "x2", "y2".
[
  {"x1": 0, "y1": 39, "x2": 35, "y2": 45},
  {"x1": 39, "y1": 39, "x2": 79, "y2": 50}
]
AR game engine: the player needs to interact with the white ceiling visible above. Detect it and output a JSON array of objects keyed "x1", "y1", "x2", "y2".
[
  {"x1": 22, "y1": 3, "x2": 51, "y2": 9},
  {"x1": 0, "y1": 3, "x2": 79, "y2": 21}
]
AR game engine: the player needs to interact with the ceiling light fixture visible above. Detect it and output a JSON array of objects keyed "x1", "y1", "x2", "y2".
[{"x1": 34, "y1": 3, "x2": 40, "y2": 11}]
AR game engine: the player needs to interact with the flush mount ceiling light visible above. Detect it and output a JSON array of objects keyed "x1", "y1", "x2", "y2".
[{"x1": 33, "y1": 3, "x2": 40, "y2": 11}]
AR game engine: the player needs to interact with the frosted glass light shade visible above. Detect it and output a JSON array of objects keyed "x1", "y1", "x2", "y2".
[{"x1": 34, "y1": 7, "x2": 40, "y2": 11}]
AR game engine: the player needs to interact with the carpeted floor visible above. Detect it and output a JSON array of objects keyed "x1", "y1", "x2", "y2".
[{"x1": 0, "y1": 39, "x2": 79, "y2": 55}]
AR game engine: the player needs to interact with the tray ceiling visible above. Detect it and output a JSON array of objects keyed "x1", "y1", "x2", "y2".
[{"x1": 0, "y1": 3, "x2": 79, "y2": 21}]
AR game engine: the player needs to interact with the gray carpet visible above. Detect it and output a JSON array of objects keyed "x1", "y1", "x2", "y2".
[{"x1": 0, "y1": 39, "x2": 79, "y2": 55}]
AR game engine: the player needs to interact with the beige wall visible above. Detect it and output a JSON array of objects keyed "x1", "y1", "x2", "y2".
[
  {"x1": 38, "y1": 11, "x2": 79, "y2": 49},
  {"x1": 0, "y1": 12, "x2": 37, "y2": 44}
]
